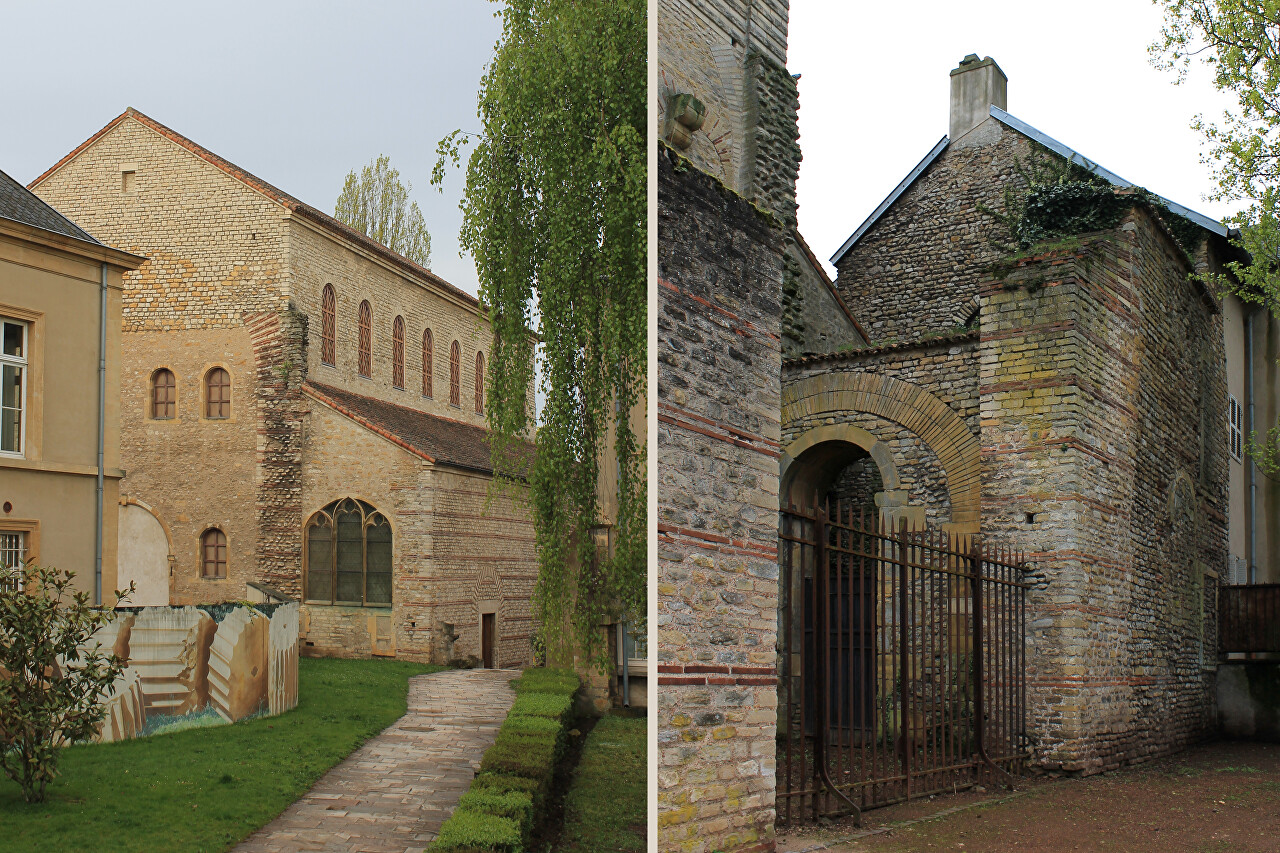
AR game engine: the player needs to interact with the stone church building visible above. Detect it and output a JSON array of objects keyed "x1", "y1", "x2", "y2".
[
  {"x1": 31, "y1": 108, "x2": 537, "y2": 668},
  {"x1": 658, "y1": 2, "x2": 1251, "y2": 851}
]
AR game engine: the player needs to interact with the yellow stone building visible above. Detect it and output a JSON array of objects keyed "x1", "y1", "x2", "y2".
[{"x1": 30, "y1": 109, "x2": 538, "y2": 666}]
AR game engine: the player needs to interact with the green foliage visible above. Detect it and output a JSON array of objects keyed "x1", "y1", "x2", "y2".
[
  {"x1": 471, "y1": 771, "x2": 543, "y2": 804},
  {"x1": 335, "y1": 154, "x2": 432, "y2": 268},
  {"x1": 456, "y1": 790, "x2": 534, "y2": 841},
  {"x1": 434, "y1": 0, "x2": 646, "y2": 669},
  {"x1": 0, "y1": 565, "x2": 133, "y2": 803},
  {"x1": 1153, "y1": 0, "x2": 1280, "y2": 472},
  {"x1": 511, "y1": 666, "x2": 578, "y2": 697},
  {"x1": 499, "y1": 714, "x2": 561, "y2": 737},
  {"x1": 480, "y1": 737, "x2": 557, "y2": 781},
  {"x1": 0, "y1": 657, "x2": 434, "y2": 852},
  {"x1": 508, "y1": 691, "x2": 573, "y2": 723},
  {"x1": 555, "y1": 713, "x2": 647, "y2": 853},
  {"x1": 430, "y1": 806, "x2": 523, "y2": 853}
]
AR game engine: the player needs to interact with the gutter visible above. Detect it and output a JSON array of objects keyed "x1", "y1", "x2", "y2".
[
  {"x1": 96, "y1": 263, "x2": 107, "y2": 606},
  {"x1": 1247, "y1": 308, "x2": 1258, "y2": 584}
]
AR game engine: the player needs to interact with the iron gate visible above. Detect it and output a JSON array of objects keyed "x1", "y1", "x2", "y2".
[{"x1": 778, "y1": 498, "x2": 1030, "y2": 825}]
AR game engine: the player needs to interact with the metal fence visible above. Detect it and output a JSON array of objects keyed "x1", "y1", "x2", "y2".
[
  {"x1": 778, "y1": 498, "x2": 1030, "y2": 826},
  {"x1": 1219, "y1": 584, "x2": 1280, "y2": 656}
]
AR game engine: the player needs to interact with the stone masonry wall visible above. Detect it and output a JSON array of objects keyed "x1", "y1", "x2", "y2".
[
  {"x1": 782, "y1": 337, "x2": 978, "y2": 527},
  {"x1": 980, "y1": 212, "x2": 1226, "y2": 773},
  {"x1": 835, "y1": 120, "x2": 1034, "y2": 343},
  {"x1": 287, "y1": 219, "x2": 502, "y2": 429},
  {"x1": 428, "y1": 467, "x2": 538, "y2": 669},
  {"x1": 658, "y1": 148, "x2": 783, "y2": 853}
]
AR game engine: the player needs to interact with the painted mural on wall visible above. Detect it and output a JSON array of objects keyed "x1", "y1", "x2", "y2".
[{"x1": 91, "y1": 602, "x2": 299, "y2": 742}]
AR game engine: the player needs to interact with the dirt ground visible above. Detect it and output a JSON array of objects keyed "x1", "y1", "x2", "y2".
[{"x1": 776, "y1": 740, "x2": 1280, "y2": 853}]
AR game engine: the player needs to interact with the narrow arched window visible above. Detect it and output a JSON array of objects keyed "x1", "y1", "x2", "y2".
[
  {"x1": 304, "y1": 498, "x2": 392, "y2": 605},
  {"x1": 321, "y1": 284, "x2": 336, "y2": 366},
  {"x1": 205, "y1": 367, "x2": 231, "y2": 418},
  {"x1": 475, "y1": 351, "x2": 485, "y2": 414},
  {"x1": 449, "y1": 341, "x2": 461, "y2": 406},
  {"x1": 392, "y1": 316, "x2": 405, "y2": 389},
  {"x1": 151, "y1": 368, "x2": 176, "y2": 419},
  {"x1": 422, "y1": 328, "x2": 433, "y2": 398},
  {"x1": 357, "y1": 300, "x2": 372, "y2": 378},
  {"x1": 201, "y1": 528, "x2": 227, "y2": 578}
]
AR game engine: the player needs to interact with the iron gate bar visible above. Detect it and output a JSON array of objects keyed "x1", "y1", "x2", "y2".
[{"x1": 777, "y1": 498, "x2": 1031, "y2": 826}]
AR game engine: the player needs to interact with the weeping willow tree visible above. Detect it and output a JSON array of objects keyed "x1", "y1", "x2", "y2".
[{"x1": 436, "y1": 0, "x2": 645, "y2": 668}]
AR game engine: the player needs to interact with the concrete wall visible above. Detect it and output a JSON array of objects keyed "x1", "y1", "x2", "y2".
[
  {"x1": 658, "y1": 148, "x2": 784, "y2": 853},
  {"x1": 0, "y1": 222, "x2": 128, "y2": 599}
]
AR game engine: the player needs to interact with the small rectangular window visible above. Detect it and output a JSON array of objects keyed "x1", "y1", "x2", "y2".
[
  {"x1": 0, "y1": 531, "x2": 24, "y2": 592},
  {"x1": 0, "y1": 319, "x2": 27, "y2": 456},
  {"x1": 121, "y1": 170, "x2": 136, "y2": 193},
  {"x1": 1228, "y1": 395, "x2": 1243, "y2": 462}
]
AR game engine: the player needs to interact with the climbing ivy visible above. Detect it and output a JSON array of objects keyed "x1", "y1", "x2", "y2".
[{"x1": 434, "y1": 0, "x2": 645, "y2": 670}]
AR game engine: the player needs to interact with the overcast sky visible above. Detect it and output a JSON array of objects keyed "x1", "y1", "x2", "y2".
[
  {"x1": 0, "y1": 0, "x2": 501, "y2": 298},
  {"x1": 789, "y1": 0, "x2": 1242, "y2": 277}
]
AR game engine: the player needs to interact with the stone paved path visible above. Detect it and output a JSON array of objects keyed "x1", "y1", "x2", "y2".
[{"x1": 234, "y1": 668, "x2": 517, "y2": 853}]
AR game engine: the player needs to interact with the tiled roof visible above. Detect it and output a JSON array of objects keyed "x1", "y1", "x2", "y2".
[
  {"x1": 29, "y1": 108, "x2": 482, "y2": 312},
  {"x1": 0, "y1": 167, "x2": 100, "y2": 243},
  {"x1": 303, "y1": 381, "x2": 533, "y2": 476}
]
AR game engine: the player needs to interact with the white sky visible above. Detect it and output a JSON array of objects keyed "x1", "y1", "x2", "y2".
[
  {"x1": 789, "y1": 0, "x2": 1243, "y2": 277},
  {"x1": 0, "y1": 0, "x2": 502, "y2": 299}
]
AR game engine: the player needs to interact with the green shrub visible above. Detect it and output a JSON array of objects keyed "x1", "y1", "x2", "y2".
[
  {"x1": 430, "y1": 807, "x2": 523, "y2": 853},
  {"x1": 511, "y1": 667, "x2": 579, "y2": 697},
  {"x1": 508, "y1": 691, "x2": 573, "y2": 724},
  {"x1": 500, "y1": 714, "x2": 561, "y2": 737},
  {"x1": 471, "y1": 772, "x2": 542, "y2": 802},
  {"x1": 457, "y1": 789, "x2": 534, "y2": 840},
  {"x1": 480, "y1": 738, "x2": 556, "y2": 782}
]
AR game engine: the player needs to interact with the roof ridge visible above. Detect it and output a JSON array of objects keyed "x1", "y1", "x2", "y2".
[{"x1": 30, "y1": 108, "x2": 484, "y2": 311}]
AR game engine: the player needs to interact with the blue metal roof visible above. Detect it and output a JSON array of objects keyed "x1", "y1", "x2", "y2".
[{"x1": 830, "y1": 106, "x2": 1227, "y2": 266}]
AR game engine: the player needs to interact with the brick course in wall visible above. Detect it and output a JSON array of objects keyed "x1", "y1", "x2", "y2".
[{"x1": 658, "y1": 147, "x2": 784, "y2": 853}]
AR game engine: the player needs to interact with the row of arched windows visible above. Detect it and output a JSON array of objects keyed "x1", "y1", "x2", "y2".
[
  {"x1": 150, "y1": 367, "x2": 232, "y2": 420},
  {"x1": 319, "y1": 284, "x2": 485, "y2": 413}
]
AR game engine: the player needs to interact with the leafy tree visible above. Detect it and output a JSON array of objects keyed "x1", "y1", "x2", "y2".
[
  {"x1": 1153, "y1": 0, "x2": 1280, "y2": 472},
  {"x1": 335, "y1": 155, "x2": 432, "y2": 268},
  {"x1": 0, "y1": 565, "x2": 132, "y2": 803},
  {"x1": 435, "y1": 0, "x2": 645, "y2": 668}
]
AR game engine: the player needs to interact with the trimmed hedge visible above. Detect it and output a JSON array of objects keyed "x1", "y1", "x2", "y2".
[{"x1": 429, "y1": 668, "x2": 581, "y2": 853}]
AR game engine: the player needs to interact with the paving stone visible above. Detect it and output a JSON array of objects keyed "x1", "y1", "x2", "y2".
[{"x1": 234, "y1": 668, "x2": 516, "y2": 853}]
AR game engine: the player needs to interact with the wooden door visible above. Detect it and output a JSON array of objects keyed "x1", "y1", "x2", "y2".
[{"x1": 482, "y1": 613, "x2": 496, "y2": 668}]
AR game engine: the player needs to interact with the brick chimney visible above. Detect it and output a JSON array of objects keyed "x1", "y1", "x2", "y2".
[{"x1": 950, "y1": 54, "x2": 1007, "y2": 141}]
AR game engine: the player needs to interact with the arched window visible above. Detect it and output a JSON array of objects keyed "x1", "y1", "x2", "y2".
[
  {"x1": 304, "y1": 498, "x2": 392, "y2": 605},
  {"x1": 422, "y1": 328, "x2": 433, "y2": 398},
  {"x1": 201, "y1": 528, "x2": 227, "y2": 578},
  {"x1": 205, "y1": 367, "x2": 231, "y2": 419},
  {"x1": 321, "y1": 284, "x2": 336, "y2": 366},
  {"x1": 449, "y1": 341, "x2": 461, "y2": 406},
  {"x1": 357, "y1": 300, "x2": 372, "y2": 378},
  {"x1": 151, "y1": 368, "x2": 176, "y2": 419},
  {"x1": 392, "y1": 316, "x2": 405, "y2": 389},
  {"x1": 475, "y1": 351, "x2": 485, "y2": 414}
]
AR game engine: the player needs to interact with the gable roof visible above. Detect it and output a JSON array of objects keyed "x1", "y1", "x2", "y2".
[
  {"x1": 29, "y1": 108, "x2": 482, "y2": 313},
  {"x1": 830, "y1": 106, "x2": 1227, "y2": 266},
  {"x1": 793, "y1": 228, "x2": 869, "y2": 346},
  {"x1": 0, "y1": 167, "x2": 101, "y2": 244},
  {"x1": 303, "y1": 381, "x2": 533, "y2": 476}
]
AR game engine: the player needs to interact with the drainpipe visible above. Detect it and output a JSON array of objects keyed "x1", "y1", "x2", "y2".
[
  {"x1": 96, "y1": 262, "x2": 107, "y2": 606},
  {"x1": 1246, "y1": 307, "x2": 1258, "y2": 585}
]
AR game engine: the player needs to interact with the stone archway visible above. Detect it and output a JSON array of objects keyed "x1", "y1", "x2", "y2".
[{"x1": 781, "y1": 373, "x2": 980, "y2": 531}]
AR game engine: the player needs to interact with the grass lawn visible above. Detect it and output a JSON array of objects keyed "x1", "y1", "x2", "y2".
[
  {"x1": 0, "y1": 656, "x2": 436, "y2": 853},
  {"x1": 555, "y1": 711, "x2": 647, "y2": 853}
]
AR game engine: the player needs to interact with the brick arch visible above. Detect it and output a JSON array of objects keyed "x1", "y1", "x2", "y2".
[
  {"x1": 782, "y1": 373, "x2": 980, "y2": 527},
  {"x1": 780, "y1": 423, "x2": 901, "y2": 507}
]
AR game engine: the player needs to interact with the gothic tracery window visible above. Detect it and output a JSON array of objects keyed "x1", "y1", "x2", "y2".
[
  {"x1": 475, "y1": 351, "x2": 485, "y2": 414},
  {"x1": 304, "y1": 498, "x2": 392, "y2": 606},
  {"x1": 358, "y1": 300, "x2": 372, "y2": 378},
  {"x1": 422, "y1": 328, "x2": 433, "y2": 397},
  {"x1": 449, "y1": 340, "x2": 460, "y2": 406},
  {"x1": 392, "y1": 316, "x2": 405, "y2": 389},
  {"x1": 321, "y1": 284, "x2": 336, "y2": 366}
]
